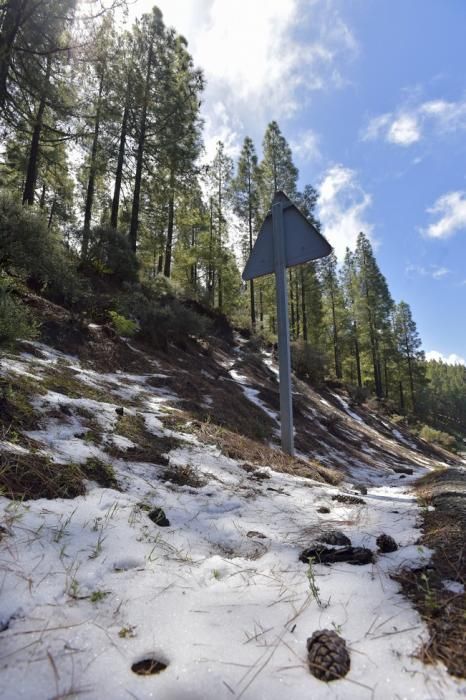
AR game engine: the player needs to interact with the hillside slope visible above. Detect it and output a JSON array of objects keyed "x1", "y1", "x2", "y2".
[{"x1": 0, "y1": 313, "x2": 464, "y2": 699}]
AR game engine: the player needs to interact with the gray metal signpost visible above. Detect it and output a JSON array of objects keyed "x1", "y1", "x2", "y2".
[{"x1": 243, "y1": 191, "x2": 332, "y2": 456}]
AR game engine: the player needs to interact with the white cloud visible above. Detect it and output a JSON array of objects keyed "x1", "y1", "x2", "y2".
[
  {"x1": 426, "y1": 350, "x2": 465, "y2": 366},
  {"x1": 318, "y1": 165, "x2": 374, "y2": 260},
  {"x1": 424, "y1": 191, "x2": 466, "y2": 239},
  {"x1": 387, "y1": 114, "x2": 421, "y2": 146},
  {"x1": 290, "y1": 129, "x2": 321, "y2": 163},
  {"x1": 131, "y1": 0, "x2": 357, "y2": 155},
  {"x1": 405, "y1": 264, "x2": 451, "y2": 279},
  {"x1": 361, "y1": 113, "x2": 391, "y2": 141},
  {"x1": 431, "y1": 266, "x2": 450, "y2": 279},
  {"x1": 362, "y1": 96, "x2": 466, "y2": 147}
]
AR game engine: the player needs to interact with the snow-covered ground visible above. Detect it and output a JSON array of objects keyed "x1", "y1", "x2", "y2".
[{"x1": 0, "y1": 342, "x2": 464, "y2": 699}]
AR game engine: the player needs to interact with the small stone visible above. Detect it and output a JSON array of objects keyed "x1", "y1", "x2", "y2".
[
  {"x1": 318, "y1": 531, "x2": 351, "y2": 547},
  {"x1": 376, "y1": 533, "x2": 398, "y2": 553},
  {"x1": 300, "y1": 545, "x2": 374, "y2": 566},
  {"x1": 317, "y1": 506, "x2": 330, "y2": 514},
  {"x1": 246, "y1": 530, "x2": 267, "y2": 539},
  {"x1": 307, "y1": 629, "x2": 350, "y2": 682},
  {"x1": 115, "y1": 407, "x2": 124, "y2": 416},
  {"x1": 393, "y1": 466, "x2": 413, "y2": 475},
  {"x1": 148, "y1": 508, "x2": 170, "y2": 527}
]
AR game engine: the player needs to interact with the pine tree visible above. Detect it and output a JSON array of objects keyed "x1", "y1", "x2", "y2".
[
  {"x1": 259, "y1": 120, "x2": 298, "y2": 206},
  {"x1": 128, "y1": 7, "x2": 165, "y2": 252},
  {"x1": 320, "y1": 251, "x2": 345, "y2": 378},
  {"x1": 258, "y1": 121, "x2": 298, "y2": 334},
  {"x1": 354, "y1": 232, "x2": 393, "y2": 398},
  {"x1": 340, "y1": 248, "x2": 362, "y2": 387},
  {"x1": 232, "y1": 136, "x2": 261, "y2": 328},
  {"x1": 392, "y1": 301, "x2": 425, "y2": 412},
  {"x1": 207, "y1": 141, "x2": 233, "y2": 310}
]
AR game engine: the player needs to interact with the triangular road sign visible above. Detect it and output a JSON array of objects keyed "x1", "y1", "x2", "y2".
[{"x1": 242, "y1": 191, "x2": 332, "y2": 281}]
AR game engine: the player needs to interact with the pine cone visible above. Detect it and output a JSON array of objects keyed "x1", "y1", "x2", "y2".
[
  {"x1": 306, "y1": 629, "x2": 350, "y2": 681},
  {"x1": 376, "y1": 533, "x2": 398, "y2": 553}
]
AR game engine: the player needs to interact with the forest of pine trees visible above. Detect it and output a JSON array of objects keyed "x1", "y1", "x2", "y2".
[{"x1": 1, "y1": 1, "x2": 464, "y2": 441}]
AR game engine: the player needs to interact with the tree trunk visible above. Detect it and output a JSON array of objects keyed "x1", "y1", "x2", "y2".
[
  {"x1": 163, "y1": 167, "x2": 175, "y2": 277},
  {"x1": 47, "y1": 197, "x2": 56, "y2": 229},
  {"x1": 190, "y1": 225, "x2": 197, "y2": 287},
  {"x1": 129, "y1": 35, "x2": 155, "y2": 252},
  {"x1": 259, "y1": 286, "x2": 264, "y2": 331},
  {"x1": 295, "y1": 274, "x2": 300, "y2": 338},
  {"x1": 289, "y1": 269, "x2": 295, "y2": 338},
  {"x1": 353, "y1": 322, "x2": 362, "y2": 387},
  {"x1": 330, "y1": 287, "x2": 341, "y2": 378},
  {"x1": 406, "y1": 344, "x2": 416, "y2": 412},
  {"x1": 399, "y1": 380, "x2": 405, "y2": 414},
  {"x1": 22, "y1": 53, "x2": 51, "y2": 205},
  {"x1": 110, "y1": 72, "x2": 131, "y2": 229},
  {"x1": 300, "y1": 268, "x2": 307, "y2": 342},
  {"x1": 208, "y1": 197, "x2": 214, "y2": 304},
  {"x1": 248, "y1": 186, "x2": 255, "y2": 329},
  {"x1": 82, "y1": 68, "x2": 105, "y2": 258}
]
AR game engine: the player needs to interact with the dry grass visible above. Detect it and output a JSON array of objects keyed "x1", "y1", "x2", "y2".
[
  {"x1": 394, "y1": 467, "x2": 466, "y2": 678},
  {"x1": 0, "y1": 374, "x2": 43, "y2": 432},
  {"x1": 160, "y1": 463, "x2": 207, "y2": 488},
  {"x1": 0, "y1": 450, "x2": 120, "y2": 500},
  {"x1": 108, "y1": 412, "x2": 180, "y2": 465},
  {"x1": 82, "y1": 457, "x2": 119, "y2": 489},
  {"x1": 162, "y1": 411, "x2": 342, "y2": 485},
  {"x1": 0, "y1": 450, "x2": 86, "y2": 500}
]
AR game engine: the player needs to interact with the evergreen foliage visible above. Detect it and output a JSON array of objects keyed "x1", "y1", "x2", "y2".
[{"x1": 0, "y1": 1, "x2": 459, "y2": 434}]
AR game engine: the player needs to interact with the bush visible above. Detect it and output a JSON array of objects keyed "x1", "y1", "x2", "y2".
[
  {"x1": 115, "y1": 280, "x2": 210, "y2": 350},
  {"x1": 348, "y1": 384, "x2": 370, "y2": 406},
  {"x1": 0, "y1": 279, "x2": 38, "y2": 347},
  {"x1": 138, "y1": 298, "x2": 209, "y2": 350},
  {"x1": 419, "y1": 425, "x2": 457, "y2": 451},
  {"x1": 86, "y1": 226, "x2": 138, "y2": 284},
  {"x1": 109, "y1": 311, "x2": 138, "y2": 337},
  {"x1": 291, "y1": 341, "x2": 326, "y2": 386},
  {"x1": 0, "y1": 192, "x2": 83, "y2": 306}
]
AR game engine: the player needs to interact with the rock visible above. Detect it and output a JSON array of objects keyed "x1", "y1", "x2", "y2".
[
  {"x1": 148, "y1": 507, "x2": 170, "y2": 527},
  {"x1": 131, "y1": 657, "x2": 167, "y2": 675},
  {"x1": 318, "y1": 531, "x2": 351, "y2": 547},
  {"x1": 393, "y1": 466, "x2": 413, "y2": 475},
  {"x1": 356, "y1": 485, "x2": 368, "y2": 495},
  {"x1": 317, "y1": 506, "x2": 330, "y2": 514},
  {"x1": 300, "y1": 545, "x2": 374, "y2": 566},
  {"x1": 246, "y1": 530, "x2": 267, "y2": 539},
  {"x1": 331, "y1": 494, "x2": 365, "y2": 505},
  {"x1": 115, "y1": 407, "x2": 124, "y2": 416},
  {"x1": 307, "y1": 629, "x2": 350, "y2": 681},
  {"x1": 376, "y1": 533, "x2": 398, "y2": 553}
]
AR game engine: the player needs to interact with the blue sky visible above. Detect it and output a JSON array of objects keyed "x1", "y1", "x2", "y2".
[{"x1": 131, "y1": 0, "x2": 466, "y2": 363}]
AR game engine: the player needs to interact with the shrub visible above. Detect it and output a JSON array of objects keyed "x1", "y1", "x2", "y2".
[
  {"x1": 0, "y1": 192, "x2": 51, "y2": 276},
  {"x1": 138, "y1": 299, "x2": 209, "y2": 350},
  {"x1": 291, "y1": 341, "x2": 326, "y2": 386},
  {"x1": 419, "y1": 425, "x2": 457, "y2": 451},
  {"x1": 109, "y1": 311, "x2": 138, "y2": 337},
  {"x1": 115, "y1": 282, "x2": 210, "y2": 350},
  {"x1": 348, "y1": 384, "x2": 370, "y2": 406},
  {"x1": 0, "y1": 192, "x2": 83, "y2": 306},
  {"x1": 0, "y1": 279, "x2": 38, "y2": 347},
  {"x1": 86, "y1": 226, "x2": 138, "y2": 284}
]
